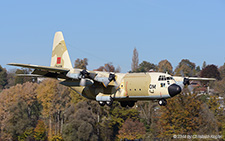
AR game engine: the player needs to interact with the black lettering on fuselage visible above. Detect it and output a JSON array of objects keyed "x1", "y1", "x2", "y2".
[{"x1": 149, "y1": 84, "x2": 156, "y2": 89}]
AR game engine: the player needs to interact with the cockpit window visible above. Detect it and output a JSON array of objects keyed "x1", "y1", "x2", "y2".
[
  {"x1": 159, "y1": 76, "x2": 174, "y2": 81},
  {"x1": 166, "y1": 77, "x2": 173, "y2": 80},
  {"x1": 158, "y1": 75, "x2": 166, "y2": 81}
]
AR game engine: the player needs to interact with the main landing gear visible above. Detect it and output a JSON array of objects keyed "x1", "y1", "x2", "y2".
[
  {"x1": 120, "y1": 101, "x2": 135, "y2": 108},
  {"x1": 98, "y1": 97, "x2": 113, "y2": 107},
  {"x1": 158, "y1": 99, "x2": 167, "y2": 106},
  {"x1": 98, "y1": 100, "x2": 136, "y2": 108}
]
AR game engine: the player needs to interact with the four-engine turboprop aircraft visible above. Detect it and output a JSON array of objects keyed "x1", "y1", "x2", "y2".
[{"x1": 8, "y1": 32, "x2": 216, "y2": 107}]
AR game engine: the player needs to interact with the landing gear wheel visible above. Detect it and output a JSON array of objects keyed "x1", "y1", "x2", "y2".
[
  {"x1": 99, "y1": 101, "x2": 106, "y2": 106},
  {"x1": 128, "y1": 101, "x2": 135, "y2": 107},
  {"x1": 106, "y1": 98, "x2": 113, "y2": 106},
  {"x1": 158, "y1": 99, "x2": 167, "y2": 106},
  {"x1": 120, "y1": 102, "x2": 128, "y2": 107}
]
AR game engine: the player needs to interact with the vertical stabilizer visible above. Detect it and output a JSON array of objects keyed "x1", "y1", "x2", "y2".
[{"x1": 51, "y1": 32, "x2": 73, "y2": 69}]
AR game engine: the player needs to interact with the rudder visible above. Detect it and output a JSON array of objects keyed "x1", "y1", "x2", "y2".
[{"x1": 50, "y1": 32, "x2": 73, "y2": 69}]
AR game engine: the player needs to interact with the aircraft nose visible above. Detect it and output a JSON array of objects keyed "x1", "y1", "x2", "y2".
[{"x1": 168, "y1": 84, "x2": 182, "y2": 97}]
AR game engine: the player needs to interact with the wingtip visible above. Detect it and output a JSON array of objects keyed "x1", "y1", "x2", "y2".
[{"x1": 7, "y1": 63, "x2": 16, "y2": 66}]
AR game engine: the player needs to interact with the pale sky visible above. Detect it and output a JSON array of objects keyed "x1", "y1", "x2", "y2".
[{"x1": 1, "y1": 0, "x2": 225, "y2": 72}]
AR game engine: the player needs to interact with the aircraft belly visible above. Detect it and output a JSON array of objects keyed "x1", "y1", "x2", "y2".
[{"x1": 71, "y1": 86, "x2": 96, "y2": 100}]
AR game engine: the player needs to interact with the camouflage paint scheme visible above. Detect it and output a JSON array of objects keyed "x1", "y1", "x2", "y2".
[{"x1": 8, "y1": 32, "x2": 215, "y2": 107}]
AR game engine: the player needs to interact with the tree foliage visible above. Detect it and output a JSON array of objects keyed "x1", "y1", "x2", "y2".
[
  {"x1": 36, "y1": 79, "x2": 72, "y2": 140},
  {"x1": 74, "y1": 58, "x2": 88, "y2": 69},
  {"x1": 117, "y1": 118, "x2": 146, "y2": 140},
  {"x1": 14, "y1": 68, "x2": 35, "y2": 85},
  {"x1": 0, "y1": 82, "x2": 40, "y2": 140},
  {"x1": 219, "y1": 63, "x2": 225, "y2": 79},
  {"x1": 0, "y1": 65, "x2": 8, "y2": 89},
  {"x1": 202, "y1": 61, "x2": 207, "y2": 70},
  {"x1": 158, "y1": 60, "x2": 173, "y2": 74},
  {"x1": 94, "y1": 62, "x2": 119, "y2": 72},
  {"x1": 174, "y1": 59, "x2": 196, "y2": 76},
  {"x1": 62, "y1": 101, "x2": 98, "y2": 141},
  {"x1": 136, "y1": 61, "x2": 158, "y2": 72},
  {"x1": 1, "y1": 57, "x2": 225, "y2": 140},
  {"x1": 200, "y1": 64, "x2": 221, "y2": 80},
  {"x1": 131, "y1": 47, "x2": 139, "y2": 72},
  {"x1": 34, "y1": 120, "x2": 47, "y2": 140},
  {"x1": 157, "y1": 93, "x2": 221, "y2": 139}
]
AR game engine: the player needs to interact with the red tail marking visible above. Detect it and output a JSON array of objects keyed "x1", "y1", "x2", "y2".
[{"x1": 57, "y1": 57, "x2": 61, "y2": 64}]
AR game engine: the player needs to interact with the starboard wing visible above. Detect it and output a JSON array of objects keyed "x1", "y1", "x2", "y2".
[
  {"x1": 8, "y1": 63, "x2": 70, "y2": 72},
  {"x1": 8, "y1": 63, "x2": 70, "y2": 79}
]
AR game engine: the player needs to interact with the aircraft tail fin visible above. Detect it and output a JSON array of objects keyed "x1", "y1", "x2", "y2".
[{"x1": 50, "y1": 31, "x2": 73, "y2": 69}]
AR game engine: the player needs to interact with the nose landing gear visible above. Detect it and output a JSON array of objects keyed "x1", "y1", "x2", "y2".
[{"x1": 158, "y1": 99, "x2": 167, "y2": 106}]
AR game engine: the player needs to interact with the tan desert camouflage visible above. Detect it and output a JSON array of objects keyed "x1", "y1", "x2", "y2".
[{"x1": 8, "y1": 32, "x2": 216, "y2": 107}]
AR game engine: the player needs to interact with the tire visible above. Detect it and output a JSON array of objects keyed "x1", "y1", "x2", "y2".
[
  {"x1": 128, "y1": 101, "x2": 135, "y2": 107},
  {"x1": 120, "y1": 101, "x2": 127, "y2": 107},
  {"x1": 158, "y1": 99, "x2": 167, "y2": 106},
  {"x1": 106, "y1": 97, "x2": 113, "y2": 106},
  {"x1": 99, "y1": 101, "x2": 106, "y2": 106}
]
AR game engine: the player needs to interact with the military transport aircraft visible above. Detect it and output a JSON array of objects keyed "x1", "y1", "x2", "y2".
[{"x1": 8, "y1": 32, "x2": 216, "y2": 107}]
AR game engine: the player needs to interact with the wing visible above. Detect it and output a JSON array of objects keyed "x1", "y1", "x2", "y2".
[
  {"x1": 8, "y1": 63, "x2": 70, "y2": 72},
  {"x1": 8, "y1": 63, "x2": 122, "y2": 87},
  {"x1": 8, "y1": 63, "x2": 70, "y2": 79},
  {"x1": 173, "y1": 76, "x2": 216, "y2": 82},
  {"x1": 188, "y1": 77, "x2": 216, "y2": 81}
]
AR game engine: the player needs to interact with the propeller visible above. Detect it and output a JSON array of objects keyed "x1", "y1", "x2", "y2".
[
  {"x1": 180, "y1": 70, "x2": 193, "y2": 93},
  {"x1": 78, "y1": 70, "x2": 97, "y2": 86},
  {"x1": 102, "y1": 73, "x2": 119, "y2": 88}
]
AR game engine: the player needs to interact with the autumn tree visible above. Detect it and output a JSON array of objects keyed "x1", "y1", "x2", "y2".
[
  {"x1": 0, "y1": 82, "x2": 40, "y2": 140},
  {"x1": 219, "y1": 63, "x2": 225, "y2": 79},
  {"x1": 117, "y1": 118, "x2": 146, "y2": 140},
  {"x1": 62, "y1": 101, "x2": 98, "y2": 141},
  {"x1": 136, "y1": 61, "x2": 158, "y2": 72},
  {"x1": 34, "y1": 120, "x2": 47, "y2": 141},
  {"x1": 215, "y1": 78, "x2": 225, "y2": 95},
  {"x1": 74, "y1": 58, "x2": 88, "y2": 69},
  {"x1": 14, "y1": 68, "x2": 35, "y2": 85},
  {"x1": 94, "y1": 62, "x2": 117, "y2": 72},
  {"x1": 174, "y1": 59, "x2": 196, "y2": 76},
  {"x1": 157, "y1": 93, "x2": 221, "y2": 139},
  {"x1": 202, "y1": 61, "x2": 206, "y2": 69},
  {"x1": 101, "y1": 102, "x2": 140, "y2": 140},
  {"x1": 158, "y1": 60, "x2": 173, "y2": 74},
  {"x1": 37, "y1": 79, "x2": 72, "y2": 140},
  {"x1": 5, "y1": 69, "x2": 16, "y2": 88},
  {"x1": 131, "y1": 47, "x2": 139, "y2": 72},
  {"x1": 0, "y1": 65, "x2": 8, "y2": 89},
  {"x1": 200, "y1": 64, "x2": 221, "y2": 80}
]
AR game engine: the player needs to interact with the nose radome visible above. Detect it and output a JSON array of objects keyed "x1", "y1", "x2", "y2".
[{"x1": 168, "y1": 84, "x2": 182, "y2": 97}]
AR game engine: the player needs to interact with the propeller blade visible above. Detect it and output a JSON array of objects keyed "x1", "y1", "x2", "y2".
[
  {"x1": 180, "y1": 70, "x2": 185, "y2": 77},
  {"x1": 104, "y1": 64, "x2": 110, "y2": 72},
  {"x1": 188, "y1": 85, "x2": 194, "y2": 94},
  {"x1": 114, "y1": 80, "x2": 120, "y2": 89},
  {"x1": 80, "y1": 78, "x2": 86, "y2": 86},
  {"x1": 102, "y1": 79, "x2": 111, "y2": 87}
]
